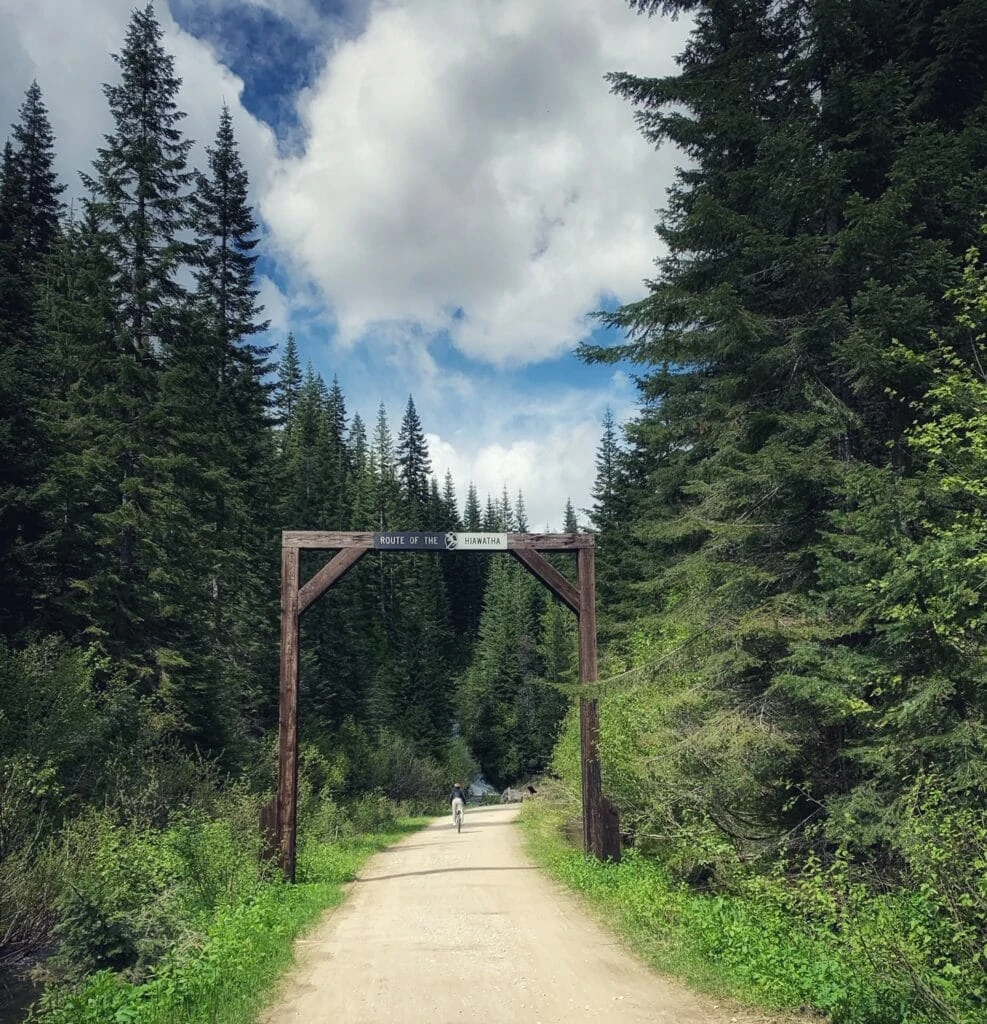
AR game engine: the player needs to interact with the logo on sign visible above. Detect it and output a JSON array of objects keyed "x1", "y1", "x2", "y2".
[{"x1": 445, "y1": 533, "x2": 458, "y2": 550}]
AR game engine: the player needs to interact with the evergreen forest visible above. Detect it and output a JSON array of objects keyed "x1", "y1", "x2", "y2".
[{"x1": 1, "y1": 2, "x2": 986, "y2": 1022}]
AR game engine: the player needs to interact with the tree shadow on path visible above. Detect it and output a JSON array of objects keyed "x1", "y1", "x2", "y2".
[{"x1": 356, "y1": 865, "x2": 537, "y2": 883}]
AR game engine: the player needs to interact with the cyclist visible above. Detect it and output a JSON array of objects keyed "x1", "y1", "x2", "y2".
[{"x1": 450, "y1": 782, "x2": 466, "y2": 827}]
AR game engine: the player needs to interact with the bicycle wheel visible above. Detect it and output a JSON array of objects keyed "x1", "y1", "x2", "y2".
[{"x1": 456, "y1": 809, "x2": 463, "y2": 833}]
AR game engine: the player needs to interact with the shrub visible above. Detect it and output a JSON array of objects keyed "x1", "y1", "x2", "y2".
[
  {"x1": 441, "y1": 736, "x2": 479, "y2": 794},
  {"x1": 50, "y1": 797, "x2": 268, "y2": 983},
  {"x1": 368, "y1": 731, "x2": 444, "y2": 809},
  {"x1": 53, "y1": 812, "x2": 184, "y2": 980},
  {"x1": 347, "y1": 793, "x2": 397, "y2": 835}
]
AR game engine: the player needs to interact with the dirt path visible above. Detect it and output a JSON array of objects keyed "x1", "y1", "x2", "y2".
[{"x1": 258, "y1": 803, "x2": 755, "y2": 1024}]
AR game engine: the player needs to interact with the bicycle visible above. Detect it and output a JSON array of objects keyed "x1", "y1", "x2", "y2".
[{"x1": 452, "y1": 799, "x2": 464, "y2": 833}]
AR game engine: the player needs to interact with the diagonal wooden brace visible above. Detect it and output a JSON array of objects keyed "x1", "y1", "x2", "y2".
[{"x1": 298, "y1": 546, "x2": 369, "y2": 614}]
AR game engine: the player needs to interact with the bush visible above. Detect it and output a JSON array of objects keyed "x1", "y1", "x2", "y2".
[
  {"x1": 368, "y1": 731, "x2": 444, "y2": 809},
  {"x1": 441, "y1": 736, "x2": 479, "y2": 794},
  {"x1": 824, "y1": 778, "x2": 987, "y2": 1024},
  {"x1": 522, "y1": 791, "x2": 986, "y2": 1024},
  {"x1": 50, "y1": 798, "x2": 268, "y2": 983},
  {"x1": 299, "y1": 795, "x2": 348, "y2": 846},
  {"x1": 53, "y1": 812, "x2": 184, "y2": 979},
  {"x1": 347, "y1": 793, "x2": 397, "y2": 835},
  {"x1": 33, "y1": 815, "x2": 428, "y2": 1024}
]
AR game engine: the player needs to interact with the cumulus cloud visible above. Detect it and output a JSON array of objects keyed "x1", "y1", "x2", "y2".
[
  {"x1": 0, "y1": 0, "x2": 682, "y2": 525},
  {"x1": 256, "y1": 274, "x2": 290, "y2": 334},
  {"x1": 0, "y1": 0, "x2": 277, "y2": 211},
  {"x1": 428, "y1": 421, "x2": 597, "y2": 533},
  {"x1": 422, "y1": 378, "x2": 637, "y2": 532},
  {"x1": 263, "y1": 0, "x2": 690, "y2": 366}
]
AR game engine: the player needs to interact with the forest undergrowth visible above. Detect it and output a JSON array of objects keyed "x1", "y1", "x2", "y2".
[
  {"x1": 520, "y1": 787, "x2": 986, "y2": 1024},
  {"x1": 24, "y1": 797, "x2": 429, "y2": 1024}
]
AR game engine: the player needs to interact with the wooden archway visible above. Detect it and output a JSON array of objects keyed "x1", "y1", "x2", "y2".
[{"x1": 274, "y1": 530, "x2": 620, "y2": 881}]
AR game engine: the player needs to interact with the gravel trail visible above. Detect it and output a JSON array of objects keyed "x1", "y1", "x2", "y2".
[{"x1": 258, "y1": 803, "x2": 759, "y2": 1024}]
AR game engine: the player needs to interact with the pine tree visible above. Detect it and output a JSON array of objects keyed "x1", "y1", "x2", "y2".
[
  {"x1": 588, "y1": 407, "x2": 620, "y2": 532},
  {"x1": 82, "y1": 4, "x2": 192, "y2": 356},
  {"x1": 371, "y1": 402, "x2": 400, "y2": 531},
  {"x1": 584, "y1": 0, "x2": 987, "y2": 848},
  {"x1": 0, "y1": 83, "x2": 64, "y2": 633},
  {"x1": 464, "y1": 483, "x2": 481, "y2": 531},
  {"x1": 323, "y1": 375, "x2": 349, "y2": 529},
  {"x1": 496, "y1": 486, "x2": 516, "y2": 532},
  {"x1": 348, "y1": 412, "x2": 368, "y2": 480},
  {"x1": 586, "y1": 407, "x2": 631, "y2": 625},
  {"x1": 515, "y1": 490, "x2": 529, "y2": 532},
  {"x1": 441, "y1": 471, "x2": 460, "y2": 529},
  {"x1": 275, "y1": 333, "x2": 302, "y2": 429},
  {"x1": 451, "y1": 481, "x2": 486, "y2": 649},
  {"x1": 482, "y1": 494, "x2": 498, "y2": 531},
  {"x1": 10, "y1": 82, "x2": 64, "y2": 261},
  {"x1": 43, "y1": 210, "x2": 121, "y2": 636},
  {"x1": 146, "y1": 102, "x2": 277, "y2": 751},
  {"x1": 426, "y1": 476, "x2": 444, "y2": 528},
  {"x1": 396, "y1": 395, "x2": 431, "y2": 520},
  {"x1": 433, "y1": 469, "x2": 472, "y2": 665},
  {"x1": 562, "y1": 498, "x2": 578, "y2": 533},
  {"x1": 71, "y1": 3, "x2": 194, "y2": 673},
  {"x1": 0, "y1": 141, "x2": 34, "y2": 633},
  {"x1": 815, "y1": 232, "x2": 987, "y2": 829}
]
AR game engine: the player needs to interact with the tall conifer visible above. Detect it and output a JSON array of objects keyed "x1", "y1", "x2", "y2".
[
  {"x1": 585, "y1": 0, "x2": 987, "y2": 846},
  {"x1": 0, "y1": 83, "x2": 64, "y2": 632}
]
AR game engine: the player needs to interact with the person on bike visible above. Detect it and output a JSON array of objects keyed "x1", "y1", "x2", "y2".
[{"x1": 450, "y1": 782, "x2": 466, "y2": 825}]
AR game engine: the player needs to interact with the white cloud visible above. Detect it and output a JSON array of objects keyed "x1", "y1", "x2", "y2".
[
  {"x1": 256, "y1": 274, "x2": 290, "y2": 334},
  {"x1": 428, "y1": 420, "x2": 597, "y2": 533},
  {"x1": 0, "y1": 0, "x2": 277, "y2": 213},
  {"x1": 1, "y1": 0, "x2": 682, "y2": 525},
  {"x1": 422, "y1": 378, "x2": 636, "y2": 533},
  {"x1": 263, "y1": 0, "x2": 690, "y2": 367}
]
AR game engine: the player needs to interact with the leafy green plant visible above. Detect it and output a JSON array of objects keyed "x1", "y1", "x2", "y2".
[
  {"x1": 521, "y1": 794, "x2": 985, "y2": 1024},
  {"x1": 31, "y1": 809, "x2": 428, "y2": 1024}
]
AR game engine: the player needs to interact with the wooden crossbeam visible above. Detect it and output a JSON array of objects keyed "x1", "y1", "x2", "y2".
[
  {"x1": 509, "y1": 547, "x2": 580, "y2": 614},
  {"x1": 282, "y1": 530, "x2": 595, "y2": 551}
]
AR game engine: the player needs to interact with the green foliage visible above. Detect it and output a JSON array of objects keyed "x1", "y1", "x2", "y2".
[
  {"x1": 365, "y1": 730, "x2": 445, "y2": 808},
  {"x1": 850, "y1": 777, "x2": 987, "y2": 1023},
  {"x1": 522, "y1": 794, "x2": 984, "y2": 1024},
  {"x1": 0, "y1": 4, "x2": 525, "y2": 1017},
  {"x1": 52, "y1": 803, "x2": 267, "y2": 981},
  {"x1": 458, "y1": 531, "x2": 572, "y2": 786},
  {"x1": 442, "y1": 735, "x2": 479, "y2": 794},
  {"x1": 0, "y1": 81, "x2": 63, "y2": 633},
  {"x1": 575, "y1": 17, "x2": 987, "y2": 981},
  {"x1": 32, "y1": 813, "x2": 427, "y2": 1024}
]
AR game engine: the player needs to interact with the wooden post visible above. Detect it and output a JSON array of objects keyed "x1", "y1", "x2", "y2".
[
  {"x1": 276, "y1": 543, "x2": 301, "y2": 882},
  {"x1": 578, "y1": 546, "x2": 620, "y2": 863}
]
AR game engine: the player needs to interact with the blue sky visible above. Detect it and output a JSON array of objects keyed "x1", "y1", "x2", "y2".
[{"x1": 0, "y1": 0, "x2": 691, "y2": 530}]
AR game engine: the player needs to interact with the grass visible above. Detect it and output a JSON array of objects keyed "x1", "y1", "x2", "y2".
[
  {"x1": 518, "y1": 800, "x2": 888, "y2": 1024},
  {"x1": 30, "y1": 817, "x2": 431, "y2": 1024},
  {"x1": 518, "y1": 801, "x2": 741, "y2": 995}
]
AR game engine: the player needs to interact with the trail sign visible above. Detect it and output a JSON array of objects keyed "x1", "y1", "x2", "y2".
[
  {"x1": 373, "y1": 532, "x2": 446, "y2": 550},
  {"x1": 446, "y1": 532, "x2": 507, "y2": 550},
  {"x1": 373, "y1": 531, "x2": 507, "y2": 551},
  {"x1": 275, "y1": 529, "x2": 619, "y2": 882}
]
